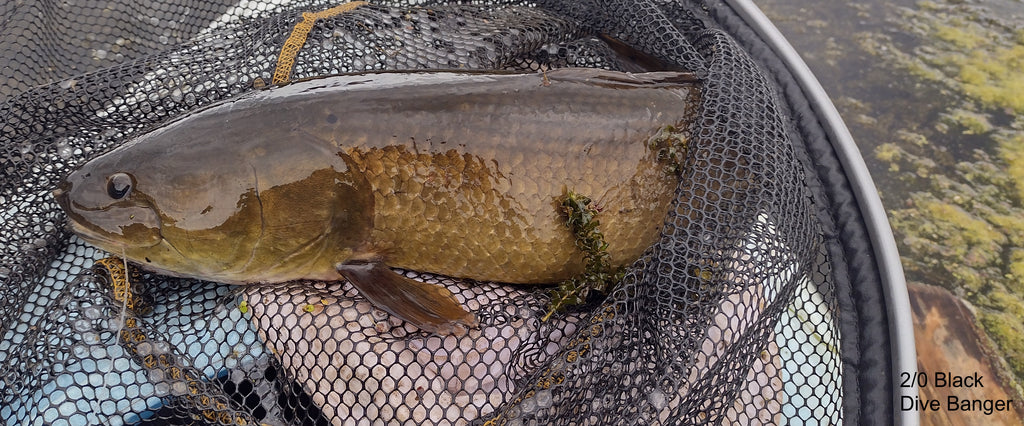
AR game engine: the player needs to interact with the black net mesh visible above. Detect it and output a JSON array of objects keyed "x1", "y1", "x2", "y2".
[{"x1": 2, "y1": 0, "x2": 847, "y2": 424}]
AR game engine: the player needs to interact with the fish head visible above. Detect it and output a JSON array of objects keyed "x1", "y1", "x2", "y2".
[
  {"x1": 51, "y1": 123, "x2": 273, "y2": 280},
  {"x1": 53, "y1": 152, "x2": 163, "y2": 251},
  {"x1": 53, "y1": 111, "x2": 374, "y2": 282}
]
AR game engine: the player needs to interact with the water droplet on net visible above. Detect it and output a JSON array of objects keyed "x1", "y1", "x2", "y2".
[
  {"x1": 71, "y1": 343, "x2": 88, "y2": 357},
  {"x1": 57, "y1": 141, "x2": 73, "y2": 160},
  {"x1": 135, "y1": 341, "x2": 152, "y2": 356},
  {"x1": 83, "y1": 306, "x2": 102, "y2": 319},
  {"x1": 81, "y1": 332, "x2": 100, "y2": 345},
  {"x1": 520, "y1": 396, "x2": 538, "y2": 413},
  {"x1": 170, "y1": 381, "x2": 189, "y2": 396},
  {"x1": 89, "y1": 345, "x2": 107, "y2": 359},
  {"x1": 535, "y1": 389, "x2": 553, "y2": 408},
  {"x1": 107, "y1": 317, "x2": 124, "y2": 331},
  {"x1": 153, "y1": 341, "x2": 171, "y2": 354},
  {"x1": 73, "y1": 319, "x2": 92, "y2": 333},
  {"x1": 648, "y1": 389, "x2": 667, "y2": 410},
  {"x1": 506, "y1": 405, "x2": 521, "y2": 419}
]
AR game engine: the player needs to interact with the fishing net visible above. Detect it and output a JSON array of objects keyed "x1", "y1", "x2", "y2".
[{"x1": 0, "y1": 0, "x2": 894, "y2": 424}]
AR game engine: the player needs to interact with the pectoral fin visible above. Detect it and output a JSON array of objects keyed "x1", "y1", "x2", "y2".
[{"x1": 336, "y1": 260, "x2": 478, "y2": 335}]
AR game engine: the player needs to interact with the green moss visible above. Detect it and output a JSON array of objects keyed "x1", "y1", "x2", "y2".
[
  {"x1": 904, "y1": 58, "x2": 946, "y2": 83},
  {"x1": 943, "y1": 109, "x2": 993, "y2": 135},
  {"x1": 932, "y1": 21, "x2": 987, "y2": 49},
  {"x1": 647, "y1": 125, "x2": 689, "y2": 175},
  {"x1": 897, "y1": 130, "x2": 931, "y2": 147},
  {"x1": 918, "y1": 198, "x2": 1005, "y2": 247},
  {"x1": 874, "y1": 143, "x2": 902, "y2": 163},
  {"x1": 979, "y1": 311, "x2": 1024, "y2": 379},
  {"x1": 951, "y1": 264, "x2": 986, "y2": 293},
  {"x1": 1008, "y1": 249, "x2": 1024, "y2": 293},
  {"x1": 994, "y1": 291, "x2": 1024, "y2": 319},
  {"x1": 874, "y1": 143, "x2": 903, "y2": 172},
  {"x1": 988, "y1": 214, "x2": 1024, "y2": 247},
  {"x1": 995, "y1": 131, "x2": 1024, "y2": 203},
  {"x1": 918, "y1": 17, "x2": 1024, "y2": 115}
]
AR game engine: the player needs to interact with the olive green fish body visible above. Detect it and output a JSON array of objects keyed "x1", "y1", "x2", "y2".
[
  {"x1": 328, "y1": 73, "x2": 693, "y2": 284},
  {"x1": 54, "y1": 68, "x2": 699, "y2": 332}
]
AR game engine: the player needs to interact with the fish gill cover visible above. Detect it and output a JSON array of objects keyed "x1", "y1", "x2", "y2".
[{"x1": 0, "y1": 0, "x2": 850, "y2": 424}]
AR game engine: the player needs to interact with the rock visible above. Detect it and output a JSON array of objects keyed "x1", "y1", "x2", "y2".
[{"x1": 909, "y1": 282, "x2": 1024, "y2": 425}]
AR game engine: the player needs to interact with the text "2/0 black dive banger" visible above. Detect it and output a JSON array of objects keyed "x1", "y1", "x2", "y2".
[{"x1": 900, "y1": 371, "x2": 1016, "y2": 416}]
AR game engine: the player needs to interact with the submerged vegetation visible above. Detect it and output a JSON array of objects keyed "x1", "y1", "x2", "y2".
[
  {"x1": 543, "y1": 190, "x2": 625, "y2": 321},
  {"x1": 543, "y1": 125, "x2": 687, "y2": 320},
  {"x1": 763, "y1": 0, "x2": 1024, "y2": 390},
  {"x1": 864, "y1": 2, "x2": 1024, "y2": 384}
]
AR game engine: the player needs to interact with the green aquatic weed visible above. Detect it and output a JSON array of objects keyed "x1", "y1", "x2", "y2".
[
  {"x1": 648, "y1": 124, "x2": 689, "y2": 175},
  {"x1": 543, "y1": 190, "x2": 625, "y2": 321}
]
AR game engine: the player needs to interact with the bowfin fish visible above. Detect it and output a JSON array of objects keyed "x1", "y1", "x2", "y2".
[{"x1": 53, "y1": 68, "x2": 700, "y2": 334}]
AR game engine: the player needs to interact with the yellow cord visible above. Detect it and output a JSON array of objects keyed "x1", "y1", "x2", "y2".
[{"x1": 273, "y1": 1, "x2": 369, "y2": 85}]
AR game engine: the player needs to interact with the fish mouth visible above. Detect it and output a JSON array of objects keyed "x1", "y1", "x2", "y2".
[
  {"x1": 65, "y1": 219, "x2": 171, "y2": 267},
  {"x1": 65, "y1": 218, "x2": 128, "y2": 249},
  {"x1": 55, "y1": 191, "x2": 164, "y2": 251},
  {"x1": 52, "y1": 183, "x2": 72, "y2": 214},
  {"x1": 52, "y1": 185, "x2": 98, "y2": 243}
]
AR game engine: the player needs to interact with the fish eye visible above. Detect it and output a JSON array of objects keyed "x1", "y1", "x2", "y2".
[{"x1": 106, "y1": 173, "x2": 133, "y2": 200}]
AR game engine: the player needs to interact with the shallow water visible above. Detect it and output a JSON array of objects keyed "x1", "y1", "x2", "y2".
[{"x1": 756, "y1": 0, "x2": 1024, "y2": 393}]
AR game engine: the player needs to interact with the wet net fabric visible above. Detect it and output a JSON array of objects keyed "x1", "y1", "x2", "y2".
[{"x1": 1, "y1": 1, "x2": 843, "y2": 425}]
